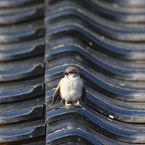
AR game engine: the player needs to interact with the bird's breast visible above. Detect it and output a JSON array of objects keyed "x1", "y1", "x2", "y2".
[{"x1": 60, "y1": 78, "x2": 83, "y2": 101}]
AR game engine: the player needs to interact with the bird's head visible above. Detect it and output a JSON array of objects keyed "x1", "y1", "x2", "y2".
[{"x1": 63, "y1": 67, "x2": 80, "y2": 80}]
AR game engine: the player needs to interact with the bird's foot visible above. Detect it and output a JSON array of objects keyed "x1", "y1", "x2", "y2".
[
  {"x1": 65, "y1": 102, "x2": 72, "y2": 106},
  {"x1": 74, "y1": 101, "x2": 81, "y2": 107}
]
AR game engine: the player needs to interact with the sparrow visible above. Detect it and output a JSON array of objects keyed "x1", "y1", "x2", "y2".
[{"x1": 52, "y1": 67, "x2": 86, "y2": 107}]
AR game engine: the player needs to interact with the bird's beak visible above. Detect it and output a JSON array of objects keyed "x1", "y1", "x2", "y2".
[{"x1": 63, "y1": 71, "x2": 68, "y2": 75}]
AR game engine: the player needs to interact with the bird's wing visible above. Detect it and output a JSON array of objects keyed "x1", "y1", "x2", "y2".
[
  {"x1": 81, "y1": 86, "x2": 86, "y2": 102},
  {"x1": 52, "y1": 83, "x2": 60, "y2": 105}
]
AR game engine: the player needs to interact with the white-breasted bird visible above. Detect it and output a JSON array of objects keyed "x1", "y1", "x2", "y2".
[{"x1": 52, "y1": 67, "x2": 86, "y2": 107}]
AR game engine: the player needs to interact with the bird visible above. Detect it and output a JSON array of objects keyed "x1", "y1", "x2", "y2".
[{"x1": 52, "y1": 67, "x2": 86, "y2": 107}]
